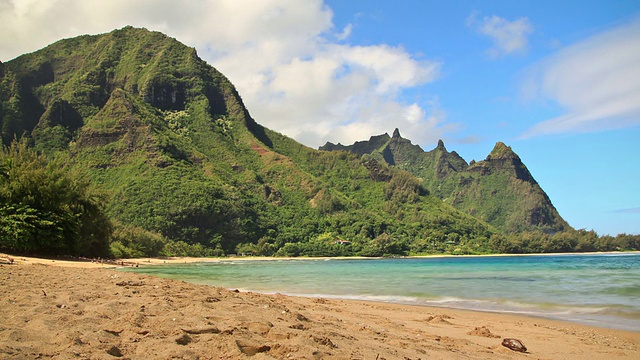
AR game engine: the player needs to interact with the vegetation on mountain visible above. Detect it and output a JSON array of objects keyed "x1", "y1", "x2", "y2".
[
  {"x1": 321, "y1": 130, "x2": 569, "y2": 234},
  {"x1": 1, "y1": 27, "x2": 638, "y2": 257}
]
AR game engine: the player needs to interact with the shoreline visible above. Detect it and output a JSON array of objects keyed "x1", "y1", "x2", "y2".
[
  {"x1": 127, "y1": 250, "x2": 640, "y2": 266},
  {"x1": 114, "y1": 252, "x2": 640, "y2": 333},
  {"x1": 1, "y1": 261, "x2": 639, "y2": 358},
  {"x1": 3, "y1": 251, "x2": 639, "y2": 333},
  {"x1": 4, "y1": 250, "x2": 638, "y2": 268}
]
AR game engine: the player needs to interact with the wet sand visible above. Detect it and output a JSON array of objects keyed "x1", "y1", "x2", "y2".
[{"x1": 1, "y1": 255, "x2": 639, "y2": 359}]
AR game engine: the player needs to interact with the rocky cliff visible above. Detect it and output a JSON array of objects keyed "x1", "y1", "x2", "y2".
[{"x1": 321, "y1": 130, "x2": 569, "y2": 233}]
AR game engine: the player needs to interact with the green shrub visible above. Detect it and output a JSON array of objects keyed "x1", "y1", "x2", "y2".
[{"x1": 0, "y1": 140, "x2": 111, "y2": 257}]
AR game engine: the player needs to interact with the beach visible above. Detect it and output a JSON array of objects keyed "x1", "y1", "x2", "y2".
[{"x1": 1, "y1": 255, "x2": 639, "y2": 359}]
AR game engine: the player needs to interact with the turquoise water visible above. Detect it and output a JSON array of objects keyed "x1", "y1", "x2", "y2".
[{"x1": 123, "y1": 253, "x2": 640, "y2": 331}]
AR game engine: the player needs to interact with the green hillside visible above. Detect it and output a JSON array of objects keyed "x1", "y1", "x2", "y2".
[
  {"x1": 320, "y1": 129, "x2": 569, "y2": 234},
  {"x1": 1, "y1": 27, "x2": 500, "y2": 257}
]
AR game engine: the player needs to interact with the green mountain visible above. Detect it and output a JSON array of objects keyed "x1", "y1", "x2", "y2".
[
  {"x1": 1, "y1": 27, "x2": 498, "y2": 257},
  {"x1": 320, "y1": 129, "x2": 570, "y2": 234}
]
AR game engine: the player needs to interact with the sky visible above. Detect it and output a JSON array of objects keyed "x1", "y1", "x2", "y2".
[{"x1": 1, "y1": 0, "x2": 639, "y2": 235}]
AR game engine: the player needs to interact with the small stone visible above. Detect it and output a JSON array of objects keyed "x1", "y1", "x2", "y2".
[
  {"x1": 106, "y1": 345, "x2": 123, "y2": 357},
  {"x1": 175, "y1": 334, "x2": 192, "y2": 345}
]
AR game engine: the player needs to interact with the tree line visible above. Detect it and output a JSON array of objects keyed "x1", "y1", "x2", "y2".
[{"x1": 1, "y1": 140, "x2": 639, "y2": 258}]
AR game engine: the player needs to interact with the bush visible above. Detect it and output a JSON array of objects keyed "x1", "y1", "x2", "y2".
[
  {"x1": 162, "y1": 240, "x2": 223, "y2": 257},
  {"x1": 109, "y1": 224, "x2": 167, "y2": 258},
  {"x1": 0, "y1": 141, "x2": 112, "y2": 257}
]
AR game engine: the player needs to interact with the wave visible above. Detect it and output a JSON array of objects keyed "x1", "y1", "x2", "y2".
[
  {"x1": 603, "y1": 284, "x2": 640, "y2": 297},
  {"x1": 425, "y1": 299, "x2": 640, "y2": 331},
  {"x1": 438, "y1": 276, "x2": 538, "y2": 282},
  {"x1": 227, "y1": 287, "x2": 640, "y2": 331},
  {"x1": 126, "y1": 254, "x2": 640, "y2": 331},
  {"x1": 238, "y1": 291, "x2": 424, "y2": 305}
]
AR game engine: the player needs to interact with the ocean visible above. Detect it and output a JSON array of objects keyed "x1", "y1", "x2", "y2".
[{"x1": 122, "y1": 253, "x2": 640, "y2": 331}]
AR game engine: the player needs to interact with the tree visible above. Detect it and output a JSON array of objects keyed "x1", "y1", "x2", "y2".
[{"x1": 0, "y1": 140, "x2": 112, "y2": 256}]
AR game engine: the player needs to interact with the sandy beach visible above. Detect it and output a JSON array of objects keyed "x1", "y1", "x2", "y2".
[{"x1": 1, "y1": 255, "x2": 639, "y2": 359}]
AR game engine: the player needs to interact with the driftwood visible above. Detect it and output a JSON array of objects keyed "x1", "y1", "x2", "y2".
[{"x1": 501, "y1": 338, "x2": 527, "y2": 352}]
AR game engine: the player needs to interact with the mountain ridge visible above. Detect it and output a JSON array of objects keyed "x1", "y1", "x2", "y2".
[{"x1": 320, "y1": 130, "x2": 569, "y2": 233}]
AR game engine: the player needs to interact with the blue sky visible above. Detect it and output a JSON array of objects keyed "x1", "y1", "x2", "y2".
[{"x1": 1, "y1": 0, "x2": 638, "y2": 235}]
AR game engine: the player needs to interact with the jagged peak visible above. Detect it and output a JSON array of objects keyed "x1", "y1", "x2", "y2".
[
  {"x1": 392, "y1": 128, "x2": 401, "y2": 138},
  {"x1": 436, "y1": 139, "x2": 446, "y2": 151},
  {"x1": 483, "y1": 142, "x2": 537, "y2": 184},
  {"x1": 318, "y1": 141, "x2": 343, "y2": 151},
  {"x1": 370, "y1": 133, "x2": 390, "y2": 142},
  {"x1": 487, "y1": 142, "x2": 518, "y2": 160}
]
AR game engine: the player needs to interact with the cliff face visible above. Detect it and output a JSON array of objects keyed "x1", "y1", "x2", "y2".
[
  {"x1": 1, "y1": 26, "x2": 243, "y2": 148},
  {"x1": 456, "y1": 142, "x2": 568, "y2": 233},
  {"x1": 321, "y1": 133, "x2": 569, "y2": 234},
  {"x1": 0, "y1": 27, "x2": 268, "y2": 250}
]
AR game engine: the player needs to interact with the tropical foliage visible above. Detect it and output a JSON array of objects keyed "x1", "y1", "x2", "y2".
[{"x1": 0, "y1": 141, "x2": 111, "y2": 256}]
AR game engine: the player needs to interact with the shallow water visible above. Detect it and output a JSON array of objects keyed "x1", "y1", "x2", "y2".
[{"x1": 123, "y1": 253, "x2": 640, "y2": 331}]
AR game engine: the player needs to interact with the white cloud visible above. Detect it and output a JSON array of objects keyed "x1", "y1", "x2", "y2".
[
  {"x1": 468, "y1": 13, "x2": 533, "y2": 58},
  {"x1": 336, "y1": 24, "x2": 353, "y2": 41},
  {"x1": 0, "y1": 0, "x2": 445, "y2": 148},
  {"x1": 520, "y1": 18, "x2": 640, "y2": 138},
  {"x1": 235, "y1": 42, "x2": 442, "y2": 147}
]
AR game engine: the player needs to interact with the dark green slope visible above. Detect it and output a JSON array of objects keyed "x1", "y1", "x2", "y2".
[
  {"x1": 320, "y1": 129, "x2": 569, "y2": 234},
  {"x1": 451, "y1": 142, "x2": 569, "y2": 233},
  {"x1": 1, "y1": 27, "x2": 496, "y2": 256}
]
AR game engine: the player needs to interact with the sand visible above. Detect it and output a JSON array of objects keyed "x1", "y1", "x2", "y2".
[{"x1": 1, "y1": 255, "x2": 639, "y2": 359}]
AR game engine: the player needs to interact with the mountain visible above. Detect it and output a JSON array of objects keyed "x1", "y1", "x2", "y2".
[
  {"x1": 320, "y1": 129, "x2": 569, "y2": 234},
  {"x1": 0, "y1": 27, "x2": 497, "y2": 257}
]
